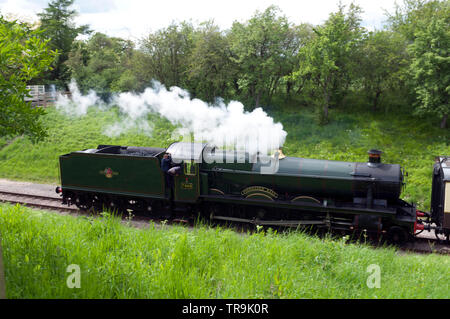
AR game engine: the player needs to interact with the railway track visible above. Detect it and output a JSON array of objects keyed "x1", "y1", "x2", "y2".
[
  {"x1": 0, "y1": 190, "x2": 78, "y2": 213},
  {"x1": 1, "y1": 189, "x2": 449, "y2": 255},
  {"x1": 0, "y1": 190, "x2": 188, "y2": 229}
]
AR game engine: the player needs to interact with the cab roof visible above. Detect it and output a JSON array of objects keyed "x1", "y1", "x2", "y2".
[{"x1": 166, "y1": 142, "x2": 209, "y2": 162}]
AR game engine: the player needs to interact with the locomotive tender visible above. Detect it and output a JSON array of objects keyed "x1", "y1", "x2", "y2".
[{"x1": 57, "y1": 142, "x2": 450, "y2": 243}]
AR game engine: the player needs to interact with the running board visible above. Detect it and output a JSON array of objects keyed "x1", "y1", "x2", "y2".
[{"x1": 211, "y1": 215, "x2": 326, "y2": 227}]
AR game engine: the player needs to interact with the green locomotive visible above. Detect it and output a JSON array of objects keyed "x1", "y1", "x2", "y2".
[{"x1": 57, "y1": 142, "x2": 450, "y2": 243}]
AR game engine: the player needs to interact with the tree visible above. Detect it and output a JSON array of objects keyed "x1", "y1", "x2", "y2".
[
  {"x1": 388, "y1": 0, "x2": 449, "y2": 128},
  {"x1": 357, "y1": 30, "x2": 409, "y2": 111},
  {"x1": 229, "y1": 6, "x2": 292, "y2": 108},
  {"x1": 290, "y1": 4, "x2": 364, "y2": 123},
  {"x1": 0, "y1": 16, "x2": 56, "y2": 142},
  {"x1": 388, "y1": 0, "x2": 441, "y2": 41},
  {"x1": 282, "y1": 23, "x2": 314, "y2": 100},
  {"x1": 140, "y1": 22, "x2": 195, "y2": 89},
  {"x1": 187, "y1": 21, "x2": 235, "y2": 102},
  {"x1": 38, "y1": 0, "x2": 90, "y2": 86},
  {"x1": 125, "y1": 50, "x2": 154, "y2": 92},
  {"x1": 65, "y1": 32, "x2": 135, "y2": 94},
  {"x1": 408, "y1": 2, "x2": 449, "y2": 128}
]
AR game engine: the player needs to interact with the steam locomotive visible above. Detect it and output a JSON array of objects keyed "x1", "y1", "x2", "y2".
[{"x1": 56, "y1": 142, "x2": 450, "y2": 243}]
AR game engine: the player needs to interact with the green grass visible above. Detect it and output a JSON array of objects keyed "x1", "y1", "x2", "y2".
[
  {"x1": 0, "y1": 105, "x2": 448, "y2": 210},
  {"x1": 0, "y1": 203, "x2": 449, "y2": 298}
]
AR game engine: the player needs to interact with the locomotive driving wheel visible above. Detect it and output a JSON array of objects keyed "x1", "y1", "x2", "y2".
[{"x1": 386, "y1": 226, "x2": 408, "y2": 245}]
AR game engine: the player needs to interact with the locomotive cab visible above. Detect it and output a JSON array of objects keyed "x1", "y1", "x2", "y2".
[{"x1": 166, "y1": 142, "x2": 205, "y2": 203}]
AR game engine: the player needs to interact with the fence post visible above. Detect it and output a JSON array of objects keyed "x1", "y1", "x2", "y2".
[{"x1": 0, "y1": 234, "x2": 6, "y2": 299}]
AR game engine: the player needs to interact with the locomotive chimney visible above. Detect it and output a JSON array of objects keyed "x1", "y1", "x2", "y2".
[
  {"x1": 272, "y1": 147, "x2": 286, "y2": 159},
  {"x1": 277, "y1": 147, "x2": 286, "y2": 159},
  {"x1": 368, "y1": 149, "x2": 382, "y2": 167}
]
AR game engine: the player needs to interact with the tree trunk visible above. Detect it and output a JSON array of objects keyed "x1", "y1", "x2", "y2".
[
  {"x1": 323, "y1": 98, "x2": 329, "y2": 120},
  {"x1": 373, "y1": 90, "x2": 382, "y2": 112},
  {"x1": 323, "y1": 85, "x2": 330, "y2": 122},
  {"x1": 255, "y1": 91, "x2": 261, "y2": 109},
  {"x1": 269, "y1": 77, "x2": 279, "y2": 103},
  {"x1": 441, "y1": 114, "x2": 448, "y2": 129},
  {"x1": 233, "y1": 79, "x2": 240, "y2": 95},
  {"x1": 0, "y1": 235, "x2": 6, "y2": 299},
  {"x1": 286, "y1": 80, "x2": 292, "y2": 97}
]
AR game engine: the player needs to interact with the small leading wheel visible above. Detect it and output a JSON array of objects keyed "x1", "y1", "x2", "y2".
[
  {"x1": 387, "y1": 226, "x2": 409, "y2": 245},
  {"x1": 92, "y1": 194, "x2": 106, "y2": 212},
  {"x1": 75, "y1": 195, "x2": 92, "y2": 211}
]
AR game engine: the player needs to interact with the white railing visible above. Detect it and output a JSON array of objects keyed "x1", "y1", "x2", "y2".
[{"x1": 24, "y1": 85, "x2": 70, "y2": 107}]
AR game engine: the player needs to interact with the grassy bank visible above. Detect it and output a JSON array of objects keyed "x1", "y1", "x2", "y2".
[
  {"x1": 0, "y1": 107, "x2": 177, "y2": 183},
  {"x1": 0, "y1": 106, "x2": 448, "y2": 210},
  {"x1": 0, "y1": 203, "x2": 449, "y2": 298}
]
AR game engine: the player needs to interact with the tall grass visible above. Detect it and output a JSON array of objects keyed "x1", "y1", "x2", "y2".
[{"x1": 0, "y1": 203, "x2": 448, "y2": 298}]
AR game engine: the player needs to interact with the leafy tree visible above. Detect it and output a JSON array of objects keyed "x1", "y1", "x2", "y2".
[
  {"x1": 140, "y1": 22, "x2": 195, "y2": 89},
  {"x1": 0, "y1": 16, "x2": 56, "y2": 142},
  {"x1": 290, "y1": 4, "x2": 364, "y2": 123},
  {"x1": 357, "y1": 30, "x2": 409, "y2": 111},
  {"x1": 388, "y1": 0, "x2": 442, "y2": 41},
  {"x1": 388, "y1": 0, "x2": 449, "y2": 128},
  {"x1": 65, "y1": 32, "x2": 135, "y2": 94},
  {"x1": 229, "y1": 6, "x2": 293, "y2": 108},
  {"x1": 38, "y1": 0, "x2": 90, "y2": 86},
  {"x1": 187, "y1": 21, "x2": 235, "y2": 102},
  {"x1": 124, "y1": 50, "x2": 154, "y2": 91},
  {"x1": 282, "y1": 23, "x2": 315, "y2": 100},
  {"x1": 408, "y1": 2, "x2": 449, "y2": 128}
]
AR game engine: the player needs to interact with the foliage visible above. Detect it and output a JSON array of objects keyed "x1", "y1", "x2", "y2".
[
  {"x1": 37, "y1": 0, "x2": 90, "y2": 87},
  {"x1": 140, "y1": 22, "x2": 195, "y2": 90},
  {"x1": 187, "y1": 21, "x2": 235, "y2": 103},
  {"x1": 356, "y1": 30, "x2": 409, "y2": 111},
  {"x1": 408, "y1": 1, "x2": 449, "y2": 128},
  {"x1": 388, "y1": 0, "x2": 444, "y2": 41},
  {"x1": 65, "y1": 32, "x2": 135, "y2": 94},
  {"x1": 43, "y1": 2, "x2": 449, "y2": 131},
  {"x1": 228, "y1": 6, "x2": 294, "y2": 108},
  {"x1": 388, "y1": 0, "x2": 449, "y2": 128},
  {"x1": 290, "y1": 4, "x2": 364, "y2": 124},
  {"x1": 1, "y1": 203, "x2": 449, "y2": 298},
  {"x1": 0, "y1": 16, "x2": 56, "y2": 142}
]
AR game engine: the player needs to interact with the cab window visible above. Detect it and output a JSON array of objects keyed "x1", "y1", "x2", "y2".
[{"x1": 184, "y1": 160, "x2": 197, "y2": 176}]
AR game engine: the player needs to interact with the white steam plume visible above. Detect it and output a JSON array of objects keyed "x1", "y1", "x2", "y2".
[
  {"x1": 56, "y1": 80, "x2": 287, "y2": 154},
  {"x1": 56, "y1": 80, "x2": 103, "y2": 116}
]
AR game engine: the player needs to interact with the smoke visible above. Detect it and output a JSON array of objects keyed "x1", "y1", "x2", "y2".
[
  {"x1": 56, "y1": 80, "x2": 287, "y2": 154},
  {"x1": 56, "y1": 80, "x2": 104, "y2": 117}
]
